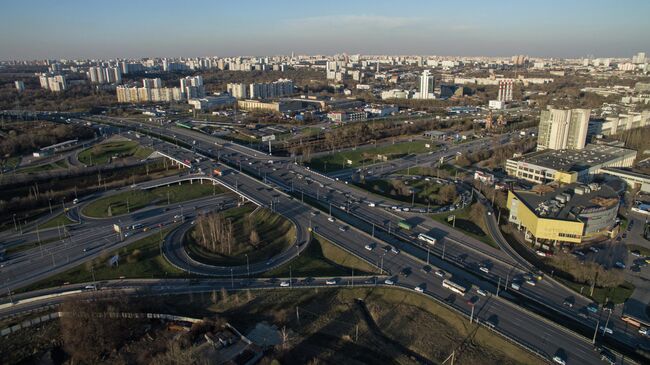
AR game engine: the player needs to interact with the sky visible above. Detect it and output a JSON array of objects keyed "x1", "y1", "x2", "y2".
[{"x1": 1, "y1": 0, "x2": 649, "y2": 60}]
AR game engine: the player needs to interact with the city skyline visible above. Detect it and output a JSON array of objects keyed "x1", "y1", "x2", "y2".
[{"x1": 1, "y1": 0, "x2": 649, "y2": 60}]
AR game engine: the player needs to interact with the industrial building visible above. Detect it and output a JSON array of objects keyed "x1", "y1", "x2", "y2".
[
  {"x1": 505, "y1": 144, "x2": 637, "y2": 184},
  {"x1": 600, "y1": 167, "x2": 650, "y2": 193},
  {"x1": 236, "y1": 99, "x2": 302, "y2": 112},
  {"x1": 507, "y1": 182, "x2": 620, "y2": 245}
]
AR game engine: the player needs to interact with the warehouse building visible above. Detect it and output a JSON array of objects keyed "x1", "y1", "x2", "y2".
[
  {"x1": 507, "y1": 182, "x2": 620, "y2": 245},
  {"x1": 505, "y1": 144, "x2": 636, "y2": 184}
]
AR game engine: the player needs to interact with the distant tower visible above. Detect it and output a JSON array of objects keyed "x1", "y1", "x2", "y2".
[
  {"x1": 418, "y1": 70, "x2": 435, "y2": 99},
  {"x1": 376, "y1": 62, "x2": 379, "y2": 73},
  {"x1": 497, "y1": 79, "x2": 513, "y2": 102}
]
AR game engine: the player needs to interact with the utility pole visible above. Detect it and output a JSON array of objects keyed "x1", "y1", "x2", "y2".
[
  {"x1": 603, "y1": 310, "x2": 612, "y2": 335},
  {"x1": 496, "y1": 277, "x2": 501, "y2": 297},
  {"x1": 231, "y1": 268, "x2": 234, "y2": 289},
  {"x1": 470, "y1": 304, "x2": 475, "y2": 323},
  {"x1": 592, "y1": 319, "x2": 600, "y2": 344},
  {"x1": 246, "y1": 254, "x2": 250, "y2": 277},
  {"x1": 427, "y1": 247, "x2": 430, "y2": 264}
]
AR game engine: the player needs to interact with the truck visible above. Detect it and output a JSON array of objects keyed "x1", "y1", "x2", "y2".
[
  {"x1": 398, "y1": 220, "x2": 414, "y2": 230},
  {"x1": 213, "y1": 168, "x2": 223, "y2": 176}
]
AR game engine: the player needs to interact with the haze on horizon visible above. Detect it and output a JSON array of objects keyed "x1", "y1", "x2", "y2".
[{"x1": 1, "y1": 0, "x2": 649, "y2": 60}]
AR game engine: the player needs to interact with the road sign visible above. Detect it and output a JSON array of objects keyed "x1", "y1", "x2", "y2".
[
  {"x1": 262, "y1": 134, "x2": 276, "y2": 142},
  {"x1": 447, "y1": 215, "x2": 456, "y2": 223},
  {"x1": 347, "y1": 159, "x2": 353, "y2": 165}
]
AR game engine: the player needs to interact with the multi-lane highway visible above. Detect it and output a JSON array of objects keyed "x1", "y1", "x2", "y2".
[{"x1": 81, "y1": 115, "x2": 648, "y2": 364}]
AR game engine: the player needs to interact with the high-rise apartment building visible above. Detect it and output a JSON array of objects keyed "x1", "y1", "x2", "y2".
[
  {"x1": 227, "y1": 79, "x2": 293, "y2": 99},
  {"x1": 632, "y1": 52, "x2": 647, "y2": 64},
  {"x1": 38, "y1": 74, "x2": 67, "y2": 92},
  {"x1": 88, "y1": 66, "x2": 122, "y2": 84},
  {"x1": 497, "y1": 79, "x2": 514, "y2": 102},
  {"x1": 418, "y1": 70, "x2": 435, "y2": 99},
  {"x1": 537, "y1": 107, "x2": 590, "y2": 151},
  {"x1": 227, "y1": 83, "x2": 248, "y2": 99},
  {"x1": 142, "y1": 78, "x2": 163, "y2": 89},
  {"x1": 180, "y1": 76, "x2": 205, "y2": 100}
]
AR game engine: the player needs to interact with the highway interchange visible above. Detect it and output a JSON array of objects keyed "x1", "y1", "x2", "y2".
[{"x1": 0, "y1": 115, "x2": 648, "y2": 364}]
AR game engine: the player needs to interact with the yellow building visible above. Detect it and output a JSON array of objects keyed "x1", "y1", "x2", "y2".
[{"x1": 507, "y1": 182, "x2": 619, "y2": 245}]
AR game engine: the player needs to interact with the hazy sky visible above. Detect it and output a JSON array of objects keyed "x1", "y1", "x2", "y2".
[{"x1": 1, "y1": 0, "x2": 649, "y2": 60}]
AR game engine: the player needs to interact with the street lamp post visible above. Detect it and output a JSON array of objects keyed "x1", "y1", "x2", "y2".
[{"x1": 245, "y1": 254, "x2": 250, "y2": 277}]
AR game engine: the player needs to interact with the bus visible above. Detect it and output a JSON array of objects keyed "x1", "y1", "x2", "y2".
[
  {"x1": 418, "y1": 233, "x2": 437, "y2": 245},
  {"x1": 442, "y1": 279, "x2": 467, "y2": 296},
  {"x1": 130, "y1": 223, "x2": 144, "y2": 230},
  {"x1": 398, "y1": 220, "x2": 413, "y2": 230}
]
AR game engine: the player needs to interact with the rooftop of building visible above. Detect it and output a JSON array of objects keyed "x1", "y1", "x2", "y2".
[
  {"x1": 601, "y1": 167, "x2": 650, "y2": 180},
  {"x1": 509, "y1": 144, "x2": 636, "y2": 172},
  {"x1": 512, "y1": 181, "x2": 619, "y2": 220}
]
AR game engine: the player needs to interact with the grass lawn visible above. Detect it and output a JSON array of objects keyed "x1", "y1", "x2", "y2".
[
  {"x1": 78, "y1": 140, "x2": 153, "y2": 165},
  {"x1": 17, "y1": 159, "x2": 69, "y2": 174},
  {"x1": 157, "y1": 287, "x2": 543, "y2": 365},
  {"x1": 185, "y1": 205, "x2": 296, "y2": 266},
  {"x1": 307, "y1": 140, "x2": 436, "y2": 172},
  {"x1": 264, "y1": 234, "x2": 379, "y2": 277},
  {"x1": 36, "y1": 213, "x2": 76, "y2": 230},
  {"x1": 83, "y1": 181, "x2": 225, "y2": 218},
  {"x1": 396, "y1": 163, "x2": 462, "y2": 178},
  {"x1": 21, "y1": 228, "x2": 187, "y2": 292},
  {"x1": 431, "y1": 206, "x2": 499, "y2": 249},
  {"x1": 355, "y1": 177, "x2": 448, "y2": 208},
  {"x1": 558, "y1": 278, "x2": 635, "y2": 304}
]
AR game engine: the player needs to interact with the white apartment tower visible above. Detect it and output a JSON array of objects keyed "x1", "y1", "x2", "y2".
[
  {"x1": 418, "y1": 70, "x2": 435, "y2": 99},
  {"x1": 537, "y1": 108, "x2": 591, "y2": 151}
]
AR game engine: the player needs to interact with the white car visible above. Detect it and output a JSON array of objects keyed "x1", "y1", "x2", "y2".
[
  {"x1": 476, "y1": 288, "x2": 487, "y2": 296},
  {"x1": 328, "y1": 217, "x2": 335, "y2": 222},
  {"x1": 552, "y1": 356, "x2": 566, "y2": 365},
  {"x1": 639, "y1": 327, "x2": 648, "y2": 336},
  {"x1": 479, "y1": 266, "x2": 490, "y2": 274},
  {"x1": 526, "y1": 279, "x2": 536, "y2": 286},
  {"x1": 600, "y1": 326, "x2": 614, "y2": 335},
  {"x1": 414, "y1": 286, "x2": 424, "y2": 293},
  {"x1": 368, "y1": 202, "x2": 376, "y2": 207},
  {"x1": 325, "y1": 279, "x2": 337, "y2": 285},
  {"x1": 435, "y1": 270, "x2": 446, "y2": 278},
  {"x1": 280, "y1": 281, "x2": 290, "y2": 287},
  {"x1": 511, "y1": 283, "x2": 520, "y2": 290},
  {"x1": 384, "y1": 278, "x2": 395, "y2": 285},
  {"x1": 364, "y1": 244, "x2": 374, "y2": 251}
]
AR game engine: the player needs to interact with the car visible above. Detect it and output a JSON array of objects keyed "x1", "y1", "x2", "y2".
[
  {"x1": 614, "y1": 261, "x2": 626, "y2": 269},
  {"x1": 421, "y1": 265, "x2": 432, "y2": 273},
  {"x1": 631, "y1": 249, "x2": 641, "y2": 257},
  {"x1": 525, "y1": 279, "x2": 536, "y2": 286},
  {"x1": 368, "y1": 202, "x2": 376, "y2": 207},
  {"x1": 310, "y1": 211, "x2": 318, "y2": 216},
  {"x1": 639, "y1": 327, "x2": 649, "y2": 336},
  {"x1": 280, "y1": 281, "x2": 290, "y2": 287},
  {"x1": 390, "y1": 247, "x2": 400, "y2": 254},
  {"x1": 573, "y1": 250, "x2": 585, "y2": 257},
  {"x1": 384, "y1": 278, "x2": 395, "y2": 285},
  {"x1": 364, "y1": 244, "x2": 374, "y2": 251},
  {"x1": 325, "y1": 279, "x2": 337, "y2": 285},
  {"x1": 328, "y1": 217, "x2": 335, "y2": 222},
  {"x1": 622, "y1": 233, "x2": 627, "y2": 239},
  {"x1": 435, "y1": 270, "x2": 446, "y2": 278},
  {"x1": 552, "y1": 355, "x2": 566, "y2": 365},
  {"x1": 600, "y1": 350, "x2": 615, "y2": 365},
  {"x1": 563, "y1": 299, "x2": 574, "y2": 308},
  {"x1": 173, "y1": 214, "x2": 183, "y2": 219},
  {"x1": 339, "y1": 225, "x2": 348, "y2": 232},
  {"x1": 535, "y1": 250, "x2": 547, "y2": 257},
  {"x1": 511, "y1": 282, "x2": 520, "y2": 290},
  {"x1": 599, "y1": 326, "x2": 614, "y2": 335},
  {"x1": 414, "y1": 286, "x2": 424, "y2": 293},
  {"x1": 476, "y1": 288, "x2": 487, "y2": 296},
  {"x1": 586, "y1": 303, "x2": 599, "y2": 313},
  {"x1": 84, "y1": 285, "x2": 96, "y2": 291},
  {"x1": 589, "y1": 246, "x2": 600, "y2": 253},
  {"x1": 479, "y1": 266, "x2": 490, "y2": 274},
  {"x1": 400, "y1": 268, "x2": 411, "y2": 277},
  {"x1": 466, "y1": 296, "x2": 480, "y2": 306}
]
